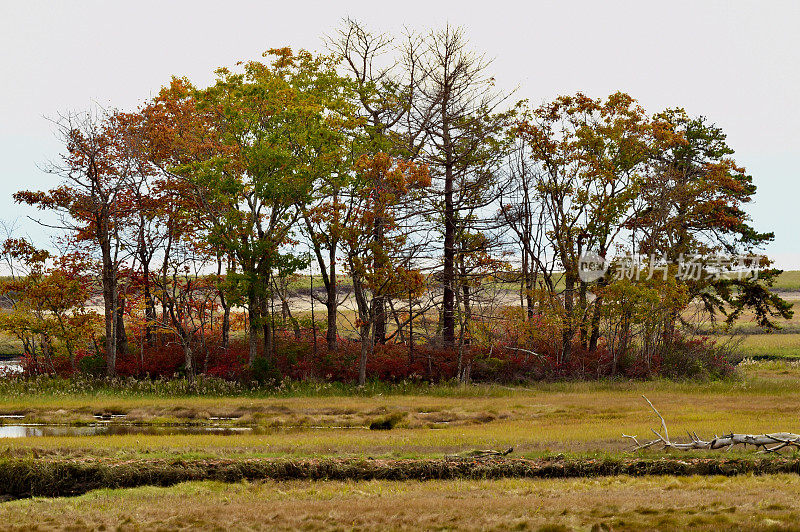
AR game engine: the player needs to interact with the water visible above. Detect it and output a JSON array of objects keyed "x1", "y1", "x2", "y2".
[
  {"x1": 0, "y1": 358, "x2": 22, "y2": 374},
  {"x1": 0, "y1": 423, "x2": 368, "y2": 438},
  {"x1": 0, "y1": 424, "x2": 254, "y2": 438}
]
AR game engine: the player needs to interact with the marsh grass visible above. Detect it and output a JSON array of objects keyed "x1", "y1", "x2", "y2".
[
  {"x1": 5, "y1": 455, "x2": 800, "y2": 500},
  {"x1": 3, "y1": 362, "x2": 800, "y2": 460},
  {"x1": 3, "y1": 475, "x2": 800, "y2": 530},
  {"x1": 2, "y1": 361, "x2": 800, "y2": 528}
]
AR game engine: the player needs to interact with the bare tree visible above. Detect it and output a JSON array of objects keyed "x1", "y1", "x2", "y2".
[{"x1": 409, "y1": 25, "x2": 510, "y2": 347}]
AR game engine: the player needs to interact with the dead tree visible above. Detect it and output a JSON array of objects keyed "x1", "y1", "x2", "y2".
[{"x1": 623, "y1": 396, "x2": 800, "y2": 453}]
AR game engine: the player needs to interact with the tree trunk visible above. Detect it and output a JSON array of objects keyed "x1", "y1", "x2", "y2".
[
  {"x1": 588, "y1": 278, "x2": 608, "y2": 351},
  {"x1": 358, "y1": 322, "x2": 371, "y2": 386},
  {"x1": 350, "y1": 269, "x2": 372, "y2": 386},
  {"x1": 442, "y1": 162, "x2": 456, "y2": 346},
  {"x1": 562, "y1": 273, "x2": 575, "y2": 364},
  {"x1": 142, "y1": 260, "x2": 155, "y2": 344},
  {"x1": 221, "y1": 297, "x2": 231, "y2": 350},
  {"x1": 183, "y1": 340, "x2": 195, "y2": 386},
  {"x1": 372, "y1": 216, "x2": 387, "y2": 345},
  {"x1": 371, "y1": 297, "x2": 386, "y2": 345},
  {"x1": 100, "y1": 233, "x2": 117, "y2": 377},
  {"x1": 441, "y1": 83, "x2": 456, "y2": 347},
  {"x1": 248, "y1": 295, "x2": 259, "y2": 366},
  {"x1": 115, "y1": 289, "x2": 129, "y2": 359},
  {"x1": 325, "y1": 282, "x2": 338, "y2": 351}
]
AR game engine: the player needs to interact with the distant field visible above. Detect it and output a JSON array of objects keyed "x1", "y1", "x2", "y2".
[
  {"x1": 772, "y1": 270, "x2": 800, "y2": 291},
  {"x1": 738, "y1": 333, "x2": 800, "y2": 358},
  {"x1": 0, "y1": 332, "x2": 21, "y2": 357}
]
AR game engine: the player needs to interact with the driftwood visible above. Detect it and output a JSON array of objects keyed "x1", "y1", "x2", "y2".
[
  {"x1": 623, "y1": 395, "x2": 800, "y2": 454},
  {"x1": 446, "y1": 447, "x2": 514, "y2": 460},
  {"x1": 502, "y1": 346, "x2": 544, "y2": 360}
]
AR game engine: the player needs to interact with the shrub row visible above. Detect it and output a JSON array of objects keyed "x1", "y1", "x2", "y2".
[{"x1": 19, "y1": 331, "x2": 740, "y2": 384}]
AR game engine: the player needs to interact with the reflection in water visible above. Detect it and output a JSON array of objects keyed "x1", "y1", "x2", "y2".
[{"x1": 0, "y1": 424, "x2": 254, "y2": 438}]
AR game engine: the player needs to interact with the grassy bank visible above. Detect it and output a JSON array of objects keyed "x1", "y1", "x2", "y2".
[{"x1": 4, "y1": 455, "x2": 800, "y2": 500}]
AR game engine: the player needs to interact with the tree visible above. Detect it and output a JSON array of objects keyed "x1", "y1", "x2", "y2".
[
  {"x1": 328, "y1": 18, "x2": 427, "y2": 345},
  {"x1": 410, "y1": 25, "x2": 510, "y2": 347},
  {"x1": 149, "y1": 50, "x2": 350, "y2": 367},
  {"x1": 630, "y1": 109, "x2": 792, "y2": 330},
  {"x1": 0, "y1": 240, "x2": 99, "y2": 372},
  {"x1": 510, "y1": 93, "x2": 658, "y2": 361},
  {"x1": 15, "y1": 110, "x2": 134, "y2": 376},
  {"x1": 341, "y1": 152, "x2": 430, "y2": 384}
]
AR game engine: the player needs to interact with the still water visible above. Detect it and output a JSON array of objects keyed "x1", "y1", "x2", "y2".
[{"x1": 0, "y1": 424, "x2": 254, "y2": 438}]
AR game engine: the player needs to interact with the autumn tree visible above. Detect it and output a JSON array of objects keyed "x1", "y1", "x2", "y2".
[
  {"x1": 327, "y1": 18, "x2": 428, "y2": 345},
  {"x1": 341, "y1": 153, "x2": 430, "y2": 384},
  {"x1": 15, "y1": 110, "x2": 134, "y2": 376},
  {"x1": 510, "y1": 93, "x2": 659, "y2": 361},
  {"x1": 0, "y1": 240, "x2": 99, "y2": 372},
  {"x1": 630, "y1": 109, "x2": 792, "y2": 330},
  {"x1": 152, "y1": 50, "x2": 349, "y2": 367}
]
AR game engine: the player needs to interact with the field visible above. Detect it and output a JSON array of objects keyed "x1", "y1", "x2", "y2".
[
  {"x1": 0, "y1": 362, "x2": 800, "y2": 528},
  {"x1": 1, "y1": 364, "x2": 800, "y2": 459}
]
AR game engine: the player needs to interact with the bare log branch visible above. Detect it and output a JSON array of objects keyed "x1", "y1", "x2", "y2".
[{"x1": 625, "y1": 396, "x2": 800, "y2": 453}]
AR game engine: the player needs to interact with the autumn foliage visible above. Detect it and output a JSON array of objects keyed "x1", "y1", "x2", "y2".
[{"x1": 1, "y1": 23, "x2": 787, "y2": 385}]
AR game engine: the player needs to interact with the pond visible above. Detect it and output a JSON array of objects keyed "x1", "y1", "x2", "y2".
[
  {"x1": 0, "y1": 423, "x2": 367, "y2": 438},
  {"x1": 0, "y1": 358, "x2": 22, "y2": 374}
]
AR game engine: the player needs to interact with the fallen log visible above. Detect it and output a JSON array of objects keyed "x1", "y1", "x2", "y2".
[
  {"x1": 445, "y1": 447, "x2": 514, "y2": 460},
  {"x1": 623, "y1": 395, "x2": 800, "y2": 453}
]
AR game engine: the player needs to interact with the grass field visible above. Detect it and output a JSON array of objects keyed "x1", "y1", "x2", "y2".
[
  {"x1": 737, "y1": 333, "x2": 800, "y2": 358},
  {"x1": 772, "y1": 270, "x2": 800, "y2": 291}
]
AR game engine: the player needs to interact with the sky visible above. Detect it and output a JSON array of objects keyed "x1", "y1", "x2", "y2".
[{"x1": 1, "y1": 0, "x2": 798, "y2": 266}]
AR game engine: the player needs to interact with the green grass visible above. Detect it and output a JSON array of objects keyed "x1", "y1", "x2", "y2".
[{"x1": 738, "y1": 333, "x2": 800, "y2": 358}]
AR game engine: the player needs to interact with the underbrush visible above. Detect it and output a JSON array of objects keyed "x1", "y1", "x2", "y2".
[{"x1": 13, "y1": 330, "x2": 741, "y2": 387}]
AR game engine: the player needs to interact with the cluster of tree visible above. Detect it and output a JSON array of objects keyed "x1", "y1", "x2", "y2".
[{"x1": 2, "y1": 20, "x2": 791, "y2": 384}]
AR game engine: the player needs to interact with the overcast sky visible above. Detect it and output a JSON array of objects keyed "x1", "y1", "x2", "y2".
[{"x1": 1, "y1": 0, "x2": 798, "y2": 266}]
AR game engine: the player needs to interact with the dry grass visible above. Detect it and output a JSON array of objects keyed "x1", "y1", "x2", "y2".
[
  {"x1": 2, "y1": 475, "x2": 800, "y2": 531},
  {"x1": 2, "y1": 362, "x2": 800, "y2": 528}
]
